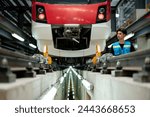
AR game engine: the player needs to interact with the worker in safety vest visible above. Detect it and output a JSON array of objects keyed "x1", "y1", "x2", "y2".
[{"x1": 107, "y1": 28, "x2": 135, "y2": 56}]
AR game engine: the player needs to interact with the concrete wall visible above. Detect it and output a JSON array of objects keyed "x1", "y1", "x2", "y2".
[
  {"x1": 0, "y1": 71, "x2": 61, "y2": 100},
  {"x1": 81, "y1": 71, "x2": 150, "y2": 100},
  {"x1": 54, "y1": 83, "x2": 65, "y2": 100},
  {"x1": 40, "y1": 71, "x2": 66, "y2": 100}
]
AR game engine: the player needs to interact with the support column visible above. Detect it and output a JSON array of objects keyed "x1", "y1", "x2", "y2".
[
  {"x1": 146, "y1": 34, "x2": 150, "y2": 49},
  {"x1": 135, "y1": 0, "x2": 146, "y2": 19},
  {"x1": 111, "y1": 7, "x2": 116, "y2": 32},
  {"x1": 137, "y1": 35, "x2": 147, "y2": 50}
]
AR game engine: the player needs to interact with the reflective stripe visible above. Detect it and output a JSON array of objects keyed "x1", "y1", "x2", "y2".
[
  {"x1": 113, "y1": 45, "x2": 120, "y2": 48},
  {"x1": 124, "y1": 45, "x2": 131, "y2": 48}
]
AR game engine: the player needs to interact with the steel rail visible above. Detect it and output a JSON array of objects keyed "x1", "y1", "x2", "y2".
[
  {"x1": 107, "y1": 48, "x2": 150, "y2": 68},
  {"x1": 0, "y1": 47, "x2": 51, "y2": 68},
  {"x1": 94, "y1": 49, "x2": 150, "y2": 75}
]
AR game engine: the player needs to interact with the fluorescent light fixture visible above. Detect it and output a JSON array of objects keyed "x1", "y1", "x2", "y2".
[
  {"x1": 124, "y1": 33, "x2": 135, "y2": 40},
  {"x1": 66, "y1": 67, "x2": 71, "y2": 74},
  {"x1": 64, "y1": 73, "x2": 67, "y2": 78},
  {"x1": 41, "y1": 87, "x2": 57, "y2": 100},
  {"x1": 60, "y1": 76, "x2": 65, "y2": 84},
  {"x1": 12, "y1": 33, "x2": 25, "y2": 42},
  {"x1": 69, "y1": 71, "x2": 72, "y2": 75},
  {"x1": 73, "y1": 95, "x2": 75, "y2": 100},
  {"x1": 70, "y1": 67, "x2": 77, "y2": 75},
  {"x1": 70, "y1": 67, "x2": 82, "y2": 80},
  {"x1": 32, "y1": 35, "x2": 35, "y2": 38},
  {"x1": 29, "y1": 43, "x2": 37, "y2": 48},
  {"x1": 82, "y1": 79, "x2": 94, "y2": 90},
  {"x1": 108, "y1": 44, "x2": 112, "y2": 48},
  {"x1": 115, "y1": 13, "x2": 119, "y2": 18},
  {"x1": 77, "y1": 74, "x2": 82, "y2": 80},
  {"x1": 66, "y1": 69, "x2": 70, "y2": 74}
]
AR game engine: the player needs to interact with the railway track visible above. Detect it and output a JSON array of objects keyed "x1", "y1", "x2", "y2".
[
  {"x1": 90, "y1": 48, "x2": 150, "y2": 71},
  {"x1": 87, "y1": 49, "x2": 150, "y2": 82}
]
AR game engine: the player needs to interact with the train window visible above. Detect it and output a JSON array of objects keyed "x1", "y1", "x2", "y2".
[{"x1": 36, "y1": 0, "x2": 106, "y2": 4}]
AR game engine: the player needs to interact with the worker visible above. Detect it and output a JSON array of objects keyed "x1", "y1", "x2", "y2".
[{"x1": 104, "y1": 28, "x2": 135, "y2": 56}]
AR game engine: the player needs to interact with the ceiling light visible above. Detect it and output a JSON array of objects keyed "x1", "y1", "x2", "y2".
[
  {"x1": 12, "y1": 33, "x2": 24, "y2": 42},
  {"x1": 124, "y1": 33, "x2": 135, "y2": 40},
  {"x1": 64, "y1": 73, "x2": 67, "y2": 78},
  {"x1": 29, "y1": 43, "x2": 37, "y2": 48},
  {"x1": 60, "y1": 76, "x2": 65, "y2": 84},
  {"x1": 115, "y1": 13, "x2": 119, "y2": 18}
]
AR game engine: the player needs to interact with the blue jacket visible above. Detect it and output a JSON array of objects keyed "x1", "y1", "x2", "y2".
[{"x1": 112, "y1": 41, "x2": 131, "y2": 56}]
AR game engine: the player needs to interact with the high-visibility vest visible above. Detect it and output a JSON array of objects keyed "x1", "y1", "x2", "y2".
[{"x1": 112, "y1": 41, "x2": 131, "y2": 56}]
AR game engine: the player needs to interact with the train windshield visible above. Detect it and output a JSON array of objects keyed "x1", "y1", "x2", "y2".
[{"x1": 36, "y1": 0, "x2": 106, "y2": 4}]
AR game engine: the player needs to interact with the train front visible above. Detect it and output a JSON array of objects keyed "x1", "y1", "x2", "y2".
[{"x1": 32, "y1": 0, "x2": 111, "y2": 57}]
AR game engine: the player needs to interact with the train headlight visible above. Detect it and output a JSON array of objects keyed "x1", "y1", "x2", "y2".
[
  {"x1": 38, "y1": 13, "x2": 45, "y2": 20},
  {"x1": 98, "y1": 13, "x2": 104, "y2": 20},
  {"x1": 36, "y1": 5, "x2": 47, "y2": 23},
  {"x1": 96, "y1": 6, "x2": 106, "y2": 23},
  {"x1": 38, "y1": 8, "x2": 44, "y2": 14},
  {"x1": 99, "y1": 8, "x2": 105, "y2": 13}
]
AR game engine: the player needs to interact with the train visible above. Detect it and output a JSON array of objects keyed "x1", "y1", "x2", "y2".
[{"x1": 32, "y1": 0, "x2": 111, "y2": 57}]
